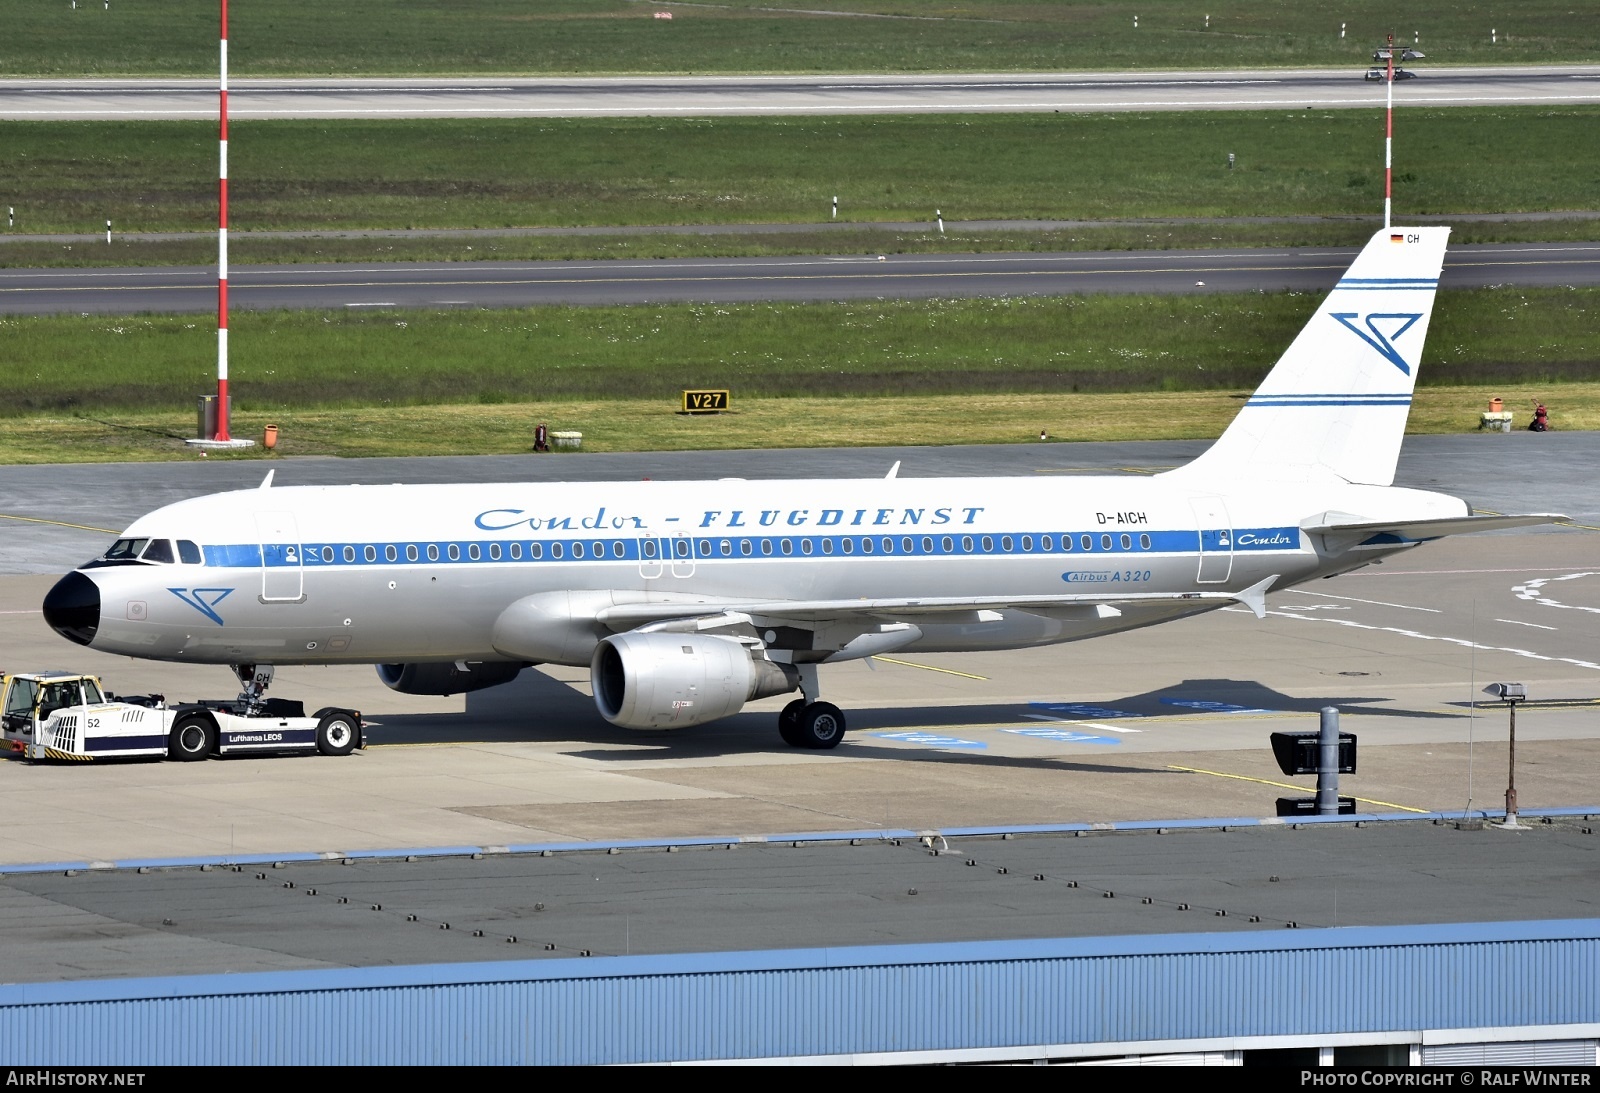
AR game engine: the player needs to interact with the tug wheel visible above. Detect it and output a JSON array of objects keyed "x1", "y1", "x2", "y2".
[{"x1": 168, "y1": 716, "x2": 216, "y2": 761}]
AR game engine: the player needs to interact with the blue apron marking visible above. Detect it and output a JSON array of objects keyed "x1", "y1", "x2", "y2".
[
  {"x1": 1029, "y1": 701, "x2": 1140, "y2": 719},
  {"x1": 868, "y1": 731, "x2": 986, "y2": 750},
  {"x1": 1162, "y1": 699, "x2": 1279, "y2": 715},
  {"x1": 1003, "y1": 727, "x2": 1122, "y2": 746}
]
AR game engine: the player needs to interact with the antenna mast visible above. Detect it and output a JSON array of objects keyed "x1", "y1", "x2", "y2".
[
  {"x1": 216, "y1": 0, "x2": 231, "y2": 441},
  {"x1": 1382, "y1": 34, "x2": 1395, "y2": 230}
]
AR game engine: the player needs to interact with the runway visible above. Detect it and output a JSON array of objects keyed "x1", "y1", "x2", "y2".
[
  {"x1": 5, "y1": 67, "x2": 1600, "y2": 120},
  {"x1": 5, "y1": 241, "x2": 1599, "y2": 315},
  {"x1": 0, "y1": 435, "x2": 1595, "y2": 881}
]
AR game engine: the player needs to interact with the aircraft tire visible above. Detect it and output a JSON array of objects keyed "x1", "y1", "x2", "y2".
[
  {"x1": 796, "y1": 702, "x2": 847, "y2": 750},
  {"x1": 168, "y1": 716, "x2": 216, "y2": 762},
  {"x1": 316, "y1": 711, "x2": 360, "y2": 757},
  {"x1": 777, "y1": 699, "x2": 807, "y2": 747}
]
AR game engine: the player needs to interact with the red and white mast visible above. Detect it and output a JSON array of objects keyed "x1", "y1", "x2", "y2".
[
  {"x1": 215, "y1": 0, "x2": 231, "y2": 441},
  {"x1": 1382, "y1": 34, "x2": 1395, "y2": 230}
]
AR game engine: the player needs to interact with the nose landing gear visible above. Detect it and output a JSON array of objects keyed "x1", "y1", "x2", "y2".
[{"x1": 231, "y1": 663, "x2": 275, "y2": 716}]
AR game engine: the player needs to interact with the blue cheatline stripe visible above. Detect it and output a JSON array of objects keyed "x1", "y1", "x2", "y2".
[
  {"x1": 1248, "y1": 393, "x2": 1412, "y2": 401},
  {"x1": 1334, "y1": 278, "x2": 1438, "y2": 289},
  {"x1": 203, "y1": 526, "x2": 1305, "y2": 571},
  {"x1": 205, "y1": 544, "x2": 260, "y2": 567},
  {"x1": 1245, "y1": 399, "x2": 1413, "y2": 407}
]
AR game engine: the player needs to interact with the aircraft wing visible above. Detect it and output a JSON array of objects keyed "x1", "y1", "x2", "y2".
[{"x1": 594, "y1": 576, "x2": 1280, "y2": 629}]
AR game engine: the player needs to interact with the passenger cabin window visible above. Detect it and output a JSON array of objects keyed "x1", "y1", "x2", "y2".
[{"x1": 178, "y1": 540, "x2": 203, "y2": 565}]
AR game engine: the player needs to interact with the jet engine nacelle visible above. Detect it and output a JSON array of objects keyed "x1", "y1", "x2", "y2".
[
  {"x1": 376, "y1": 661, "x2": 528, "y2": 696},
  {"x1": 591, "y1": 632, "x2": 799, "y2": 729}
]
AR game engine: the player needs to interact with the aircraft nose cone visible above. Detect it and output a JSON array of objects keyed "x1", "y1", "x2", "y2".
[{"x1": 43, "y1": 571, "x2": 100, "y2": 647}]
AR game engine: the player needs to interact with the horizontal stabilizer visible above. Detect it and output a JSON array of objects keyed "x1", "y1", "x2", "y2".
[{"x1": 1303, "y1": 512, "x2": 1568, "y2": 545}]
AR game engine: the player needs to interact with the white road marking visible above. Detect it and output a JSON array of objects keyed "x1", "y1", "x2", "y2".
[
  {"x1": 1495, "y1": 619, "x2": 1559, "y2": 631},
  {"x1": 1261, "y1": 608, "x2": 1600, "y2": 672},
  {"x1": 344, "y1": 302, "x2": 399, "y2": 308},
  {"x1": 1285, "y1": 589, "x2": 1441, "y2": 613},
  {"x1": 1512, "y1": 572, "x2": 1600, "y2": 615},
  {"x1": 1024, "y1": 713, "x2": 1142, "y2": 734}
]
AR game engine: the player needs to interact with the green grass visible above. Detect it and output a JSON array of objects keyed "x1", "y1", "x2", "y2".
[
  {"x1": 4, "y1": 1, "x2": 1596, "y2": 76},
  {"x1": 4, "y1": 108, "x2": 1600, "y2": 238},
  {"x1": 4, "y1": 385, "x2": 1595, "y2": 465},
  {"x1": 4, "y1": 289, "x2": 1596, "y2": 418}
]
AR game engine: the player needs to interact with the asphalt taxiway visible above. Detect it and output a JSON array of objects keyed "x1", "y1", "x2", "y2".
[
  {"x1": 4, "y1": 242, "x2": 1598, "y2": 315},
  {"x1": 0, "y1": 435, "x2": 1595, "y2": 873}
]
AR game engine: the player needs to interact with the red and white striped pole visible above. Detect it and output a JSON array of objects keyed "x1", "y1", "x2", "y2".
[
  {"x1": 1382, "y1": 33, "x2": 1395, "y2": 232},
  {"x1": 215, "y1": 0, "x2": 232, "y2": 441}
]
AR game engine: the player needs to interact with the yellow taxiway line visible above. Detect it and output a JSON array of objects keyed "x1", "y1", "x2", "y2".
[
  {"x1": 868, "y1": 656, "x2": 990, "y2": 681},
  {"x1": 1165, "y1": 763, "x2": 1429, "y2": 813},
  {"x1": 0, "y1": 512, "x2": 119, "y2": 534}
]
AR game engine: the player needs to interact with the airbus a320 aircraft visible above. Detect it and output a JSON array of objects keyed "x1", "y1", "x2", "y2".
[{"x1": 42, "y1": 227, "x2": 1561, "y2": 749}]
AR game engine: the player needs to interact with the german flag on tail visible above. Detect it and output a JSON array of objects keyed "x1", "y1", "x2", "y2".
[{"x1": 1390, "y1": 232, "x2": 1406, "y2": 243}]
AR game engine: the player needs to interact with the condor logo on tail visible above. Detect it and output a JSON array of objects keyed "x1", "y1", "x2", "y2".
[{"x1": 1331, "y1": 312, "x2": 1424, "y2": 375}]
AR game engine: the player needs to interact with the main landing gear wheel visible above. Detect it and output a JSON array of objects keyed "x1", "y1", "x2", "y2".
[
  {"x1": 168, "y1": 716, "x2": 216, "y2": 761},
  {"x1": 316, "y1": 711, "x2": 360, "y2": 757},
  {"x1": 777, "y1": 699, "x2": 807, "y2": 747},
  {"x1": 793, "y1": 701, "x2": 847, "y2": 750}
]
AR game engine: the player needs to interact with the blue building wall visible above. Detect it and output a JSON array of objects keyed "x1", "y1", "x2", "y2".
[{"x1": 1, "y1": 919, "x2": 1596, "y2": 1065}]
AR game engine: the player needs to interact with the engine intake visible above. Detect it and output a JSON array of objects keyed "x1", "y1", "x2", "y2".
[
  {"x1": 592, "y1": 632, "x2": 799, "y2": 729},
  {"x1": 376, "y1": 661, "x2": 528, "y2": 696}
]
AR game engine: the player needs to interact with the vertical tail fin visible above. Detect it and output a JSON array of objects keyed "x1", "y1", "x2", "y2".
[{"x1": 1170, "y1": 226, "x2": 1449, "y2": 486}]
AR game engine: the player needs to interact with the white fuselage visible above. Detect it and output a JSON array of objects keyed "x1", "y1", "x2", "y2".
[{"x1": 69, "y1": 473, "x2": 1467, "y2": 667}]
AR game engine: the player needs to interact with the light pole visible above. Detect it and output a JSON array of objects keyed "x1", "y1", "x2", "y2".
[{"x1": 1483, "y1": 683, "x2": 1527, "y2": 828}]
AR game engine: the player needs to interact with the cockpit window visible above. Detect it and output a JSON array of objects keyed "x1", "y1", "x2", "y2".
[
  {"x1": 140, "y1": 539, "x2": 175, "y2": 564},
  {"x1": 104, "y1": 538, "x2": 149, "y2": 562},
  {"x1": 178, "y1": 540, "x2": 203, "y2": 565}
]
